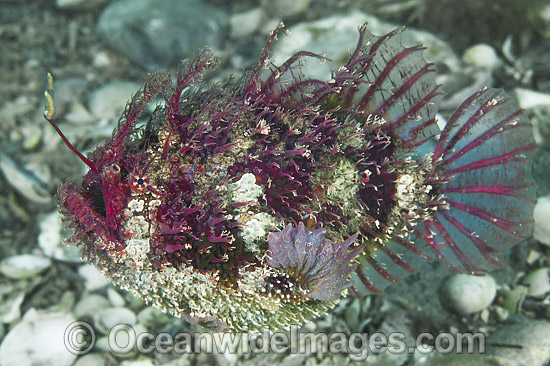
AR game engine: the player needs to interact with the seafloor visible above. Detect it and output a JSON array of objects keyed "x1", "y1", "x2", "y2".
[{"x1": 1, "y1": 0, "x2": 550, "y2": 365}]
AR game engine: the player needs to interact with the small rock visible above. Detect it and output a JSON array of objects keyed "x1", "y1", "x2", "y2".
[
  {"x1": 21, "y1": 124, "x2": 43, "y2": 151},
  {"x1": 504, "y1": 285, "x2": 528, "y2": 314},
  {"x1": 494, "y1": 306, "x2": 509, "y2": 322},
  {"x1": 56, "y1": 0, "x2": 106, "y2": 10},
  {"x1": 0, "y1": 309, "x2": 77, "y2": 366},
  {"x1": 78, "y1": 265, "x2": 110, "y2": 291},
  {"x1": 534, "y1": 196, "x2": 550, "y2": 246},
  {"x1": 0, "y1": 153, "x2": 51, "y2": 204},
  {"x1": 0, "y1": 254, "x2": 51, "y2": 279},
  {"x1": 107, "y1": 287, "x2": 126, "y2": 307},
  {"x1": 0, "y1": 286, "x2": 24, "y2": 323},
  {"x1": 88, "y1": 82, "x2": 142, "y2": 122},
  {"x1": 2, "y1": 96, "x2": 34, "y2": 126},
  {"x1": 97, "y1": 0, "x2": 228, "y2": 70},
  {"x1": 440, "y1": 274, "x2": 497, "y2": 315},
  {"x1": 514, "y1": 88, "x2": 550, "y2": 109},
  {"x1": 120, "y1": 358, "x2": 156, "y2": 366},
  {"x1": 136, "y1": 307, "x2": 170, "y2": 329},
  {"x1": 462, "y1": 44, "x2": 501, "y2": 70},
  {"x1": 73, "y1": 353, "x2": 107, "y2": 366},
  {"x1": 38, "y1": 211, "x2": 82, "y2": 262},
  {"x1": 64, "y1": 101, "x2": 98, "y2": 125},
  {"x1": 73, "y1": 294, "x2": 111, "y2": 319},
  {"x1": 260, "y1": 0, "x2": 311, "y2": 19},
  {"x1": 522, "y1": 268, "x2": 550, "y2": 298},
  {"x1": 230, "y1": 7, "x2": 263, "y2": 39},
  {"x1": 94, "y1": 307, "x2": 137, "y2": 334}
]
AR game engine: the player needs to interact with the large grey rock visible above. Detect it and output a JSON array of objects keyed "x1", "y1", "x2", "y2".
[
  {"x1": 97, "y1": 0, "x2": 228, "y2": 70},
  {"x1": 421, "y1": 319, "x2": 550, "y2": 366},
  {"x1": 271, "y1": 10, "x2": 460, "y2": 82}
]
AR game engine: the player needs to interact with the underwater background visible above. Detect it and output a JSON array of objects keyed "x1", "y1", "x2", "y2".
[{"x1": 1, "y1": 0, "x2": 550, "y2": 365}]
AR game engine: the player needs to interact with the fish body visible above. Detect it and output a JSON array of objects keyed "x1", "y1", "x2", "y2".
[{"x1": 50, "y1": 24, "x2": 536, "y2": 332}]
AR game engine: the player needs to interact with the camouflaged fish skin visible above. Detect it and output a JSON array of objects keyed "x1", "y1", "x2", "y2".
[{"x1": 49, "y1": 24, "x2": 536, "y2": 332}]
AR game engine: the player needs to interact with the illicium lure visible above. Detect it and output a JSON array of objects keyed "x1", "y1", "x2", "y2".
[{"x1": 45, "y1": 24, "x2": 536, "y2": 332}]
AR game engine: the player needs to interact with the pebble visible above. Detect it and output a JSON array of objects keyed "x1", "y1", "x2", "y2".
[
  {"x1": 73, "y1": 294, "x2": 111, "y2": 319},
  {"x1": 0, "y1": 309, "x2": 77, "y2": 366},
  {"x1": 230, "y1": 7, "x2": 263, "y2": 39},
  {"x1": 64, "y1": 101, "x2": 98, "y2": 125},
  {"x1": 534, "y1": 196, "x2": 550, "y2": 246},
  {"x1": 514, "y1": 88, "x2": 550, "y2": 109},
  {"x1": 136, "y1": 307, "x2": 170, "y2": 329},
  {"x1": 21, "y1": 124, "x2": 44, "y2": 151},
  {"x1": 504, "y1": 285, "x2": 528, "y2": 314},
  {"x1": 93, "y1": 307, "x2": 137, "y2": 334},
  {"x1": 56, "y1": 0, "x2": 106, "y2": 10},
  {"x1": 38, "y1": 211, "x2": 82, "y2": 262},
  {"x1": 0, "y1": 254, "x2": 51, "y2": 279},
  {"x1": 107, "y1": 287, "x2": 126, "y2": 307},
  {"x1": 73, "y1": 353, "x2": 107, "y2": 366},
  {"x1": 96, "y1": 0, "x2": 228, "y2": 70},
  {"x1": 260, "y1": 0, "x2": 311, "y2": 19},
  {"x1": 522, "y1": 268, "x2": 550, "y2": 298},
  {"x1": 120, "y1": 358, "x2": 156, "y2": 366},
  {"x1": 88, "y1": 81, "x2": 142, "y2": 122},
  {"x1": 440, "y1": 274, "x2": 497, "y2": 315},
  {"x1": 78, "y1": 265, "x2": 110, "y2": 291},
  {"x1": 462, "y1": 44, "x2": 501, "y2": 70},
  {"x1": 0, "y1": 153, "x2": 52, "y2": 204},
  {"x1": 2, "y1": 96, "x2": 34, "y2": 126},
  {"x1": 0, "y1": 294, "x2": 24, "y2": 324}
]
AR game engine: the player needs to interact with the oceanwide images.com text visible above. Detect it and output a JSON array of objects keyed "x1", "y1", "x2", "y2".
[{"x1": 64, "y1": 322, "x2": 486, "y2": 361}]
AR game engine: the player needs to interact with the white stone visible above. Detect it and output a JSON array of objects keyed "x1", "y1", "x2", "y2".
[
  {"x1": 462, "y1": 44, "x2": 501, "y2": 70},
  {"x1": 94, "y1": 307, "x2": 137, "y2": 334},
  {"x1": 120, "y1": 358, "x2": 156, "y2": 366},
  {"x1": 38, "y1": 211, "x2": 82, "y2": 262},
  {"x1": 0, "y1": 293, "x2": 24, "y2": 323},
  {"x1": 0, "y1": 153, "x2": 51, "y2": 204},
  {"x1": 271, "y1": 11, "x2": 460, "y2": 82},
  {"x1": 261, "y1": 0, "x2": 311, "y2": 18},
  {"x1": 136, "y1": 307, "x2": 169, "y2": 328},
  {"x1": 514, "y1": 88, "x2": 550, "y2": 109},
  {"x1": 78, "y1": 265, "x2": 110, "y2": 291},
  {"x1": 522, "y1": 268, "x2": 550, "y2": 298},
  {"x1": 230, "y1": 7, "x2": 263, "y2": 38},
  {"x1": 73, "y1": 353, "x2": 107, "y2": 366},
  {"x1": 0, "y1": 309, "x2": 77, "y2": 366},
  {"x1": 440, "y1": 274, "x2": 497, "y2": 315},
  {"x1": 88, "y1": 82, "x2": 142, "y2": 122},
  {"x1": 73, "y1": 294, "x2": 111, "y2": 319},
  {"x1": 64, "y1": 101, "x2": 98, "y2": 125},
  {"x1": 56, "y1": 0, "x2": 106, "y2": 10},
  {"x1": 534, "y1": 196, "x2": 550, "y2": 246},
  {"x1": 107, "y1": 287, "x2": 126, "y2": 307},
  {"x1": 0, "y1": 254, "x2": 51, "y2": 279}
]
